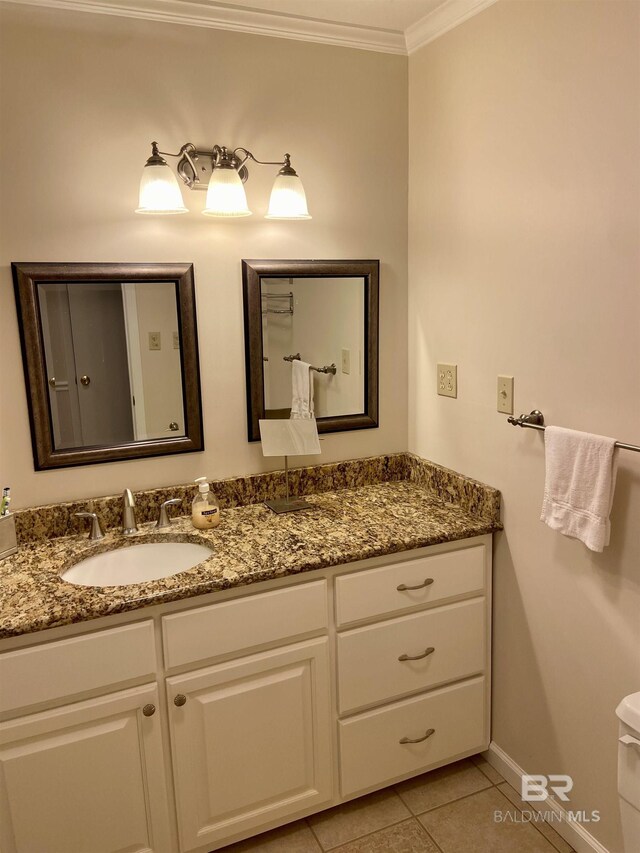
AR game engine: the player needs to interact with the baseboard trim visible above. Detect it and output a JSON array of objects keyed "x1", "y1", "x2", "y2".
[{"x1": 484, "y1": 742, "x2": 611, "y2": 853}]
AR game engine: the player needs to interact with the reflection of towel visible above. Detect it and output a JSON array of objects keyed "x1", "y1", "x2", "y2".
[
  {"x1": 290, "y1": 360, "x2": 314, "y2": 419},
  {"x1": 540, "y1": 426, "x2": 618, "y2": 552}
]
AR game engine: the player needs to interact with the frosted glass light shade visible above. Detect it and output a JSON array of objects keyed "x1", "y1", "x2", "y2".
[
  {"x1": 203, "y1": 166, "x2": 252, "y2": 217},
  {"x1": 136, "y1": 164, "x2": 188, "y2": 214},
  {"x1": 265, "y1": 173, "x2": 311, "y2": 219}
]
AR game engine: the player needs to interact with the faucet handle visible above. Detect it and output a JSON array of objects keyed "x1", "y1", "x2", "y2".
[
  {"x1": 156, "y1": 498, "x2": 182, "y2": 530},
  {"x1": 75, "y1": 512, "x2": 105, "y2": 541}
]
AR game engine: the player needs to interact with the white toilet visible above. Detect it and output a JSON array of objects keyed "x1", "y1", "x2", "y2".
[{"x1": 617, "y1": 692, "x2": 640, "y2": 852}]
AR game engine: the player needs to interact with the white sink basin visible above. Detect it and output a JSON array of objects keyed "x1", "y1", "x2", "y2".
[{"x1": 61, "y1": 541, "x2": 213, "y2": 587}]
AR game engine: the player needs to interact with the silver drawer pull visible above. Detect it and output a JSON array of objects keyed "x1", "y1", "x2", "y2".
[
  {"x1": 398, "y1": 646, "x2": 435, "y2": 662},
  {"x1": 400, "y1": 727, "x2": 435, "y2": 745},
  {"x1": 397, "y1": 578, "x2": 434, "y2": 592}
]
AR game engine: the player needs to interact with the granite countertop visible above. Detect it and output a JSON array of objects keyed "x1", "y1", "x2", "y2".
[{"x1": 0, "y1": 479, "x2": 501, "y2": 639}]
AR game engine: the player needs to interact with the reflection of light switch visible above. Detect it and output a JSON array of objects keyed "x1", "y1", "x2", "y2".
[
  {"x1": 341, "y1": 349, "x2": 350, "y2": 375},
  {"x1": 149, "y1": 332, "x2": 161, "y2": 351},
  {"x1": 173, "y1": 331, "x2": 179, "y2": 350}
]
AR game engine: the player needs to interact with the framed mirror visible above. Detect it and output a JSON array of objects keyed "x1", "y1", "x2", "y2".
[
  {"x1": 242, "y1": 259, "x2": 379, "y2": 442},
  {"x1": 12, "y1": 262, "x2": 204, "y2": 469}
]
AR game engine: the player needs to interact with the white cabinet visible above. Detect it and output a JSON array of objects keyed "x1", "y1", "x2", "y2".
[
  {"x1": 0, "y1": 620, "x2": 157, "y2": 716},
  {"x1": 0, "y1": 536, "x2": 492, "y2": 852},
  {"x1": 334, "y1": 540, "x2": 491, "y2": 798},
  {"x1": 0, "y1": 683, "x2": 172, "y2": 853},
  {"x1": 162, "y1": 580, "x2": 327, "y2": 669},
  {"x1": 337, "y1": 598, "x2": 485, "y2": 713},
  {"x1": 334, "y1": 544, "x2": 485, "y2": 626},
  {"x1": 339, "y1": 677, "x2": 486, "y2": 796},
  {"x1": 167, "y1": 637, "x2": 332, "y2": 852}
]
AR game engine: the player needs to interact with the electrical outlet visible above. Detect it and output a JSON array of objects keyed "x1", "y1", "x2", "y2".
[
  {"x1": 497, "y1": 375, "x2": 514, "y2": 414},
  {"x1": 148, "y1": 332, "x2": 161, "y2": 351},
  {"x1": 173, "y1": 331, "x2": 180, "y2": 350},
  {"x1": 341, "y1": 348, "x2": 350, "y2": 375},
  {"x1": 437, "y1": 363, "x2": 457, "y2": 398}
]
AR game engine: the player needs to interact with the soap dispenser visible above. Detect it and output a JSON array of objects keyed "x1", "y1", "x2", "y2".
[{"x1": 192, "y1": 477, "x2": 221, "y2": 529}]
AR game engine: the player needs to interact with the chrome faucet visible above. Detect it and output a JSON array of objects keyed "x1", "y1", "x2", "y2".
[{"x1": 122, "y1": 489, "x2": 138, "y2": 535}]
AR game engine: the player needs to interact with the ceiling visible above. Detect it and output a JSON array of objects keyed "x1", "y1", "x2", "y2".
[
  {"x1": 184, "y1": 0, "x2": 445, "y2": 33},
  {"x1": 3, "y1": 0, "x2": 498, "y2": 53}
]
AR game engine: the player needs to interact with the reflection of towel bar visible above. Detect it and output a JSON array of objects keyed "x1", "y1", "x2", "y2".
[
  {"x1": 262, "y1": 292, "x2": 293, "y2": 315},
  {"x1": 283, "y1": 353, "x2": 337, "y2": 376}
]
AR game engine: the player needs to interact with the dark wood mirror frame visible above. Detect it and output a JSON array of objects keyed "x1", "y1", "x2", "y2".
[
  {"x1": 242, "y1": 259, "x2": 379, "y2": 442},
  {"x1": 12, "y1": 262, "x2": 204, "y2": 470}
]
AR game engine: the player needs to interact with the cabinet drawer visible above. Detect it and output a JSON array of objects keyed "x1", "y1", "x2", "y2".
[
  {"x1": 337, "y1": 598, "x2": 485, "y2": 713},
  {"x1": 162, "y1": 579, "x2": 328, "y2": 669},
  {"x1": 339, "y1": 677, "x2": 486, "y2": 796},
  {"x1": 0, "y1": 621, "x2": 157, "y2": 715},
  {"x1": 335, "y1": 545, "x2": 485, "y2": 626}
]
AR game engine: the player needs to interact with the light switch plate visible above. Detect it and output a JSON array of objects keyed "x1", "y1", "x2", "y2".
[
  {"x1": 497, "y1": 375, "x2": 514, "y2": 414},
  {"x1": 341, "y1": 349, "x2": 350, "y2": 375},
  {"x1": 149, "y1": 332, "x2": 161, "y2": 351},
  {"x1": 437, "y1": 363, "x2": 457, "y2": 398}
]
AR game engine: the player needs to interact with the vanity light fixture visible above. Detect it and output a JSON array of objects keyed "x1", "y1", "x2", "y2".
[{"x1": 136, "y1": 142, "x2": 311, "y2": 219}]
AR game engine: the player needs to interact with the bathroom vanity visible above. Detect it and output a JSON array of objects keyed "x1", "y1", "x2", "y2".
[{"x1": 0, "y1": 456, "x2": 500, "y2": 853}]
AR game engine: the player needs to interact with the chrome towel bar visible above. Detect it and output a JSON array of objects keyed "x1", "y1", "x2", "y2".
[
  {"x1": 283, "y1": 353, "x2": 337, "y2": 375},
  {"x1": 508, "y1": 410, "x2": 640, "y2": 453}
]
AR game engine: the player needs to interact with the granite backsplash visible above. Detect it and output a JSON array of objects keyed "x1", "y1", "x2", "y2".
[{"x1": 12, "y1": 452, "x2": 500, "y2": 546}]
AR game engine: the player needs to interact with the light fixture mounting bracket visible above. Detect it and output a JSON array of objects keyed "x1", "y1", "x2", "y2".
[{"x1": 176, "y1": 147, "x2": 249, "y2": 191}]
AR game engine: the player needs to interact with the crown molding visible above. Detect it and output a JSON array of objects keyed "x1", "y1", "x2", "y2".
[
  {"x1": 405, "y1": 0, "x2": 499, "y2": 54},
  {"x1": 1, "y1": 0, "x2": 407, "y2": 54},
  {"x1": 2, "y1": 0, "x2": 499, "y2": 54}
]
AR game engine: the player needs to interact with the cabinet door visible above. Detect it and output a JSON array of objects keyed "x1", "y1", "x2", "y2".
[
  {"x1": 167, "y1": 637, "x2": 332, "y2": 852},
  {"x1": 0, "y1": 684, "x2": 172, "y2": 853}
]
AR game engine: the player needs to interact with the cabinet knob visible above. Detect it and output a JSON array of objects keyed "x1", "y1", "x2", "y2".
[
  {"x1": 174, "y1": 694, "x2": 187, "y2": 707},
  {"x1": 399, "y1": 727, "x2": 435, "y2": 745},
  {"x1": 80, "y1": 375, "x2": 91, "y2": 386},
  {"x1": 142, "y1": 704, "x2": 156, "y2": 717}
]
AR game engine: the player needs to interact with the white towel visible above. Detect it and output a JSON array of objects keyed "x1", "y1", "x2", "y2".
[
  {"x1": 290, "y1": 359, "x2": 314, "y2": 420},
  {"x1": 540, "y1": 426, "x2": 618, "y2": 552}
]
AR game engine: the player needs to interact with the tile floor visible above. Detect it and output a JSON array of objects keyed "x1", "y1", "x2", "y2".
[{"x1": 222, "y1": 755, "x2": 575, "y2": 853}]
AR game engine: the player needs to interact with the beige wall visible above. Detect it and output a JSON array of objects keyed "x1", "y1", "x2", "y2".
[
  {"x1": 409, "y1": 2, "x2": 640, "y2": 850},
  {"x1": 0, "y1": 3, "x2": 408, "y2": 507}
]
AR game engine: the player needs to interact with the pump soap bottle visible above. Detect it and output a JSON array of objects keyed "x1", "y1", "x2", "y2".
[{"x1": 192, "y1": 477, "x2": 221, "y2": 529}]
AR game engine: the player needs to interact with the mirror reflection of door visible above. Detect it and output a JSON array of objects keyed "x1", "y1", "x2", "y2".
[
  {"x1": 38, "y1": 281, "x2": 185, "y2": 450},
  {"x1": 261, "y1": 277, "x2": 366, "y2": 419}
]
